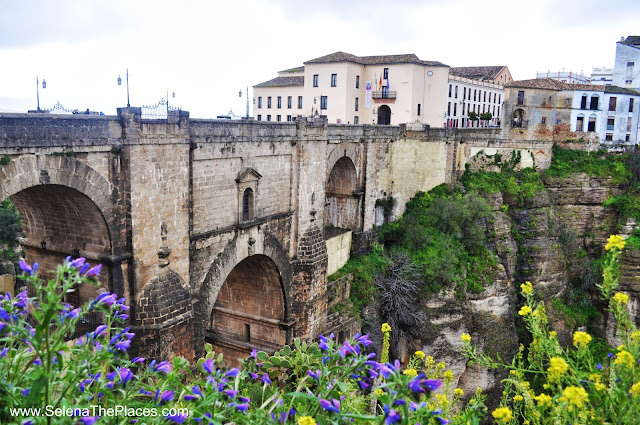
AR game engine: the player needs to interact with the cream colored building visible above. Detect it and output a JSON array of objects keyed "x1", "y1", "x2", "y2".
[{"x1": 253, "y1": 52, "x2": 450, "y2": 127}]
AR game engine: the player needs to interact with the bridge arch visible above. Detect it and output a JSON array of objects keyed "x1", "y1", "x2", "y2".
[
  {"x1": 0, "y1": 156, "x2": 124, "y2": 322},
  {"x1": 197, "y1": 233, "x2": 293, "y2": 362},
  {"x1": 325, "y1": 155, "x2": 361, "y2": 230}
]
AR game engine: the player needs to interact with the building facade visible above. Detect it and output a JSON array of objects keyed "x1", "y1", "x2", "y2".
[
  {"x1": 446, "y1": 66, "x2": 512, "y2": 127},
  {"x1": 536, "y1": 70, "x2": 589, "y2": 84},
  {"x1": 503, "y1": 79, "x2": 640, "y2": 145},
  {"x1": 591, "y1": 67, "x2": 613, "y2": 86},
  {"x1": 253, "y1": 52, "x2": 450, "y2": 127},
  {"x1": 613, "y1": 36, "x2": 640, "y2": 90}
]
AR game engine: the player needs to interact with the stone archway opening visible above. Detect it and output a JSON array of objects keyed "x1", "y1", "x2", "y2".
[
  {"x1": 208, "y1": 254, "x2": 287, "y2": 362},
  {"x1": 7, "y1": 184, "x2": 112, "y2": 334},
  {"x1": 377, "y1": 105, "x2": 391, "y2": 125},
  {"x1": 325, "y1": 157, "x2": 359, "y2": 232},
  {"x1": 513, "y1": 108, "x2": 525, "y2": 128}
]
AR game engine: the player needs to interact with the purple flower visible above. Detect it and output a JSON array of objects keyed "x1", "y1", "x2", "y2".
[
  {"x1": 224, "y1": 389, "x2": 238, "y2": 399},
  {"x1": 80, "y1": 417, "x2": 98, "y2": 425},
  {"x1": 202, "y1": 358, "x2": 215, "y2": 374},
  {"x1": 95, "y1": 292, "x2": 118, "y2": 307},
  {"x1": 155, "y1": 389, "x2": 174, "y2": 404},
  {"x1": 184, "y1": 386, "x2": 203, "y2": 401},
  {"x1": 86, "y1": 264, "x2": 102, "y2": 278},
  {"x1": 114, "y1": 340, "x2": 131, "y2": 351},
  {"x1": 408, "y1": 378, "x2": 425, "y2": 394},
  {"x1": 261, "y1": 373, "x2": 272, "y2": 386},
  {"x1": 119, "y1": 368, "x2": 134, "y2": 387},
  {"x1": 153, "y1": 361, "x2": 171, "y2": 373},
  {"x1": 422, "y1": 379, "x2": 442, "y2": 392},
  {"x1": 307, "y1": 369, "x2": 321, "y2": 381},
  {"x1": 251, "y1": 349, "x2": 257, "y2": 358},
  {"x1": 21, "y1": 388, "x2": 30, "y2": 397},
  {"x1": 69, "y1": 257, "x2": 86, "y2": 268},
  {"x1": 383, "y1": 405, "x2": 402, "y2": 424},
  {"x1": 597, "y1": 363, "x2": 603, "y2": 370},
  {"x1": 1, "y1": 347, "x2": 9, "y2": 357},
  {"x1": 358, "y1": 380, "x2": 369, "y2": 390},
  {"x1": 63, "y1": 308, "x2": 80, "y2": 321},
  {"x1": 319, "y1": 398, "x2": 340, "y2": 414},
  {"x1": 249, "y1": 372, "x2": 259, "y2": 380},
  {"x1": 229, "y1": 402, "x2": 249, "y2": 412},
  {"x1": 225, "y1": 368, "x2": 239, "y2": 378},
  {"x1": 132, "y1": 357, "x2": 146, "y2": 364},
  {"x1": 93, "y1": 325, "x2": 108, "y2": 339},
  {"x1": 437, "y1": 418, "x2": 450, "y2": 425},
  {"x1": 165, "y1": 413, "x2": 187, "y2": 424},
  {"x1": 19, "y1": 260, "x2": 37, "y2": 275}
]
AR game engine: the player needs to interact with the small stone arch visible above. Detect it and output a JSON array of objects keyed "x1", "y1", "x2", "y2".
[{"x1": 513, "y1": 109, "x2": 525, "y2": 128}]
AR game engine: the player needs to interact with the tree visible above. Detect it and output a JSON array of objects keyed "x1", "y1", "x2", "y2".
[
  {"x1": 480, "y1": 112, "x2": 493, "y2": 126},
  {"x1": 468, "y1": 111, "x2": 478, "y2": 127}
]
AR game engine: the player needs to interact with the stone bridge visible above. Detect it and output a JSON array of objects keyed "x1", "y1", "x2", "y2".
[{"x1": 0, "y1": 108, "x2": 553, "y2": 362}]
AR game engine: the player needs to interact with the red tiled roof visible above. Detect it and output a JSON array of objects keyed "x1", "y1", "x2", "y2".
[
  {"x1": 505, "y1": 79, "x2": 605, "y2": 91},
  {"x1": 449, "y1": 66, "x2": 506, "y2": 80},
  {"x1": 304, "y1": 51, "x2": 448, "y2": 67}
]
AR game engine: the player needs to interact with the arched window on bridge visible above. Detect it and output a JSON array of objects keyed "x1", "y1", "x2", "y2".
[{"x1": 235, "y1": 168, "x2": 262, "y2": 224}]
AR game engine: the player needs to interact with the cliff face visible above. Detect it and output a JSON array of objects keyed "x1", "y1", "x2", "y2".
[{"x1": 415, "y1": 173, "x2": 622, "y2": 402}]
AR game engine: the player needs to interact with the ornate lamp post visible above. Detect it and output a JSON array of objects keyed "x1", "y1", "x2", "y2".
[
  {"x1": 117, "y1": 69, "x2": 130, "y2": 107},
  {"x1": 36, "y1": 76, "x2": 46, "y2": 112}
]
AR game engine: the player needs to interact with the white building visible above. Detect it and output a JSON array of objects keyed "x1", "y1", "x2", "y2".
[
  {"x1": 447, "y1": 66, "x2": 512, "y2": 127},
  {"x1": 590, "y1": 67, "x2": 613, "y2": 86},
  {"x1": 254, "y1": 52, "x2": 450, "y2": 127},
  {"x1": 613, "y1": 36, "x2": 640, "y2": 90},
  {"x1": 536, "y1": 70, "x2": 589, "y2": 84}
]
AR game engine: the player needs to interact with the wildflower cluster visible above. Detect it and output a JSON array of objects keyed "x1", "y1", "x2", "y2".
[{"x1": 462, "y1": 236, "x2": 640, "y2": 425}]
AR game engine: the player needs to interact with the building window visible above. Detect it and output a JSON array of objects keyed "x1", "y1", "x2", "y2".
[
  {"x1": 454, "y1": 103, "x2": 457, "y2": 116},
  {"x1": 331, "y1": 74, "x2": 337, "y2": 87},
  {"x1": 606, "y1": 133, "x2": 613, "y2": 141},
  {"x1": 590, "y1": 95, "x2": 599, "y2": 110},
  {"x1": 356, "y1": 76, "x2": 360, "y2": 89},
  {"x1": 607, "y1": 118, "x2": 614, "y2": 131},
  {"x1": 580, "y1": 95, "x2": 587, "y2": 109},
  {"x1": 630, "y1": 98, "x2": 635, "y2": 112},
  {"x1": 541, "y1": 117, "x2": 547, "y2": 125},
  {"x1": 609, "y1": 97, "x2": 617, "y2": 111},
  {"x1": 588, "y1": 116, "x2": 596, "y2": 131},
  {"x1": 298, "y1": 96, "x2": 303, "y2": 109},
  {"x1": 627, "y1": 118, "x2": 633, "y2": 132},
  {"x1": 484, "y1": 91, "x2": 486, "y2": 102},
  {"x1": 463, "y1": 87, "x2": 467, "y2": 99},
  {"x1": 498, "y1": 94, "x2": 501, "y2": 104},
  {"x1": 447, "y1": 102, "x2": 451, "y2": 116},
  {"x1": 267, "y1": 115, "x2": 271, "y2": 121},
  {"x1": 258, "y1": 97, "x2": 262, "y2": 108},
  {"x1": 313, "y1": 74, "x2": 319, "y2": 87},
  {"x1": 287, "y1": 96, "x2": 292, "y2": 109},
  {"x1": 257, "y1": 114, "x2": 262, "y2": 121},
  {"x1": 494, "y1": 93, "x2": 497, "y2": 103},
  {"x1": 383, "y1": 68, "x2": 389, "y2": 79},
  {"x1": 449, "y1": 84, "x2": 452, "y2": 97},
  {"x1": 517, "y1": 91, "x2": 524, "y2": 106},
  {"x1": 267, "y1": 97, "x2": 272, "y2": 108},
  {"x1": 417, "y1": 103, "x2": 421, "y2": 116},
  {"x1": 474, "y1": 89, "x2": 477, "y2": 101},
  {"x1": 277, "y1": 96, "x2": 282, "y2": 108},
  {"x1": 287, "y1": 115, "x2": 292, "y2": 121},
  {"x1": 320, "y1": 96, "x2": 327, "y2": 110},
  {"x1": 242, "y1": 188, "x2": 254, "y2": 222},
  {"x1": 497, "y1": 106, "x2": 499, "y2": 117},
  {"x1": 462, "y1": 103, "x2": 465, "y2": 116},
  {"x1": 626, "y1": 134, "x2": 631, "y2": 142},
  {"x1": 355, "y1": 97, "x2": 359, "y2": 111},
  {"x1": 628, "y1": 61, "x2": 635, "y2": 67},
  {"x1": 277, "y1": 115, "x2": 281, "y2": 121},
  {"x1": 576, "y1": 116, "x2": 584, "y2": 131},
  {"x1": 354, "y1": 116, "x2": 359, "y2": 124},
  {"x1": 565, "y1": 98, "x2": 571, "y2": 107},
  {"x1": 382, "y1": 86, "x2": 389, "y2": 98},
  {"x1": 455, "y1": 86, "x2": 458, "y2": 98}
]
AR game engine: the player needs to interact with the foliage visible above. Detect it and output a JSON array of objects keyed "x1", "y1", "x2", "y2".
[
  {"x1": 463, "y1": 235, "x2": 640, "y2": 424},
  {"x1": 0, "y1": 155, "x2": 10, "y2": 166},
  {"x1": 479, "y1": 112, "x2": 493, "y2": 122},
  {"x1": 603, "y1": 185, "x2": 640, "y2": 225},
  {"x1": 0, "y1": 199, "x2": 22, "y2": 265},
  {"x1": 467, "y1": 111, "x2": 478, "y2": 122},
  {"x1": 461, "y1": 167, "x2": 544, "y2": 206},
  {"x1": 545, "y1": 144, "x2": 631, "y2": 184},
  {"x1": 0, "y1": 258, "x2": 488, "y2": 425}
]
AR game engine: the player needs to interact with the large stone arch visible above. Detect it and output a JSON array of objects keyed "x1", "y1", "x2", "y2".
[
  {"x1": 0, "y1": 155, "x2": 120, "y2": 252},
  {"x1": 195, "y1": 231, "x2": 293, "y2": 361},
  {"x1": 325, "y1": 154, "x2": 361, "y2": 231},
  {"x1": 0, "y1": 156, "x2": 126, "y2": 317}
]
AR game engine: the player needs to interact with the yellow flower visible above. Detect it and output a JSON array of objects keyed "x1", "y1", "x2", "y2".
[
  {"x1": 492, "y1": 407, "x2": 513, "y2": 423},
  {"x1": 535, "y1": 393, "x2": 553, "y2": 407},
  {"x1": 630, "y1": 382, "x2": 640, "y2": 397},
  {"x1": 605, "y1": 234, "x2": 626, "y2": 251},
  {"x1": 595, "y1": 382, "x2": 607, "y2": 391},
  {"x1": 548, "y1": 357, "x2": 569, "y2": 380},
  {"x1": 559, "y1": 386, "x2": 589, "y2": 408},
  {"x1": 403, "y1": 368, "x2": 418, "y2": 378},
  {"x1": 435, "y1": 393, "x2": 449, "y2": 406},
  {"x1": 454, "y1": 388, "x2": 464, "y2": 397},
  {"x1": 461, "y1": 333, "x2": 472, "y2": 343},
  {"x1": 631, "y1": 331, "x2": 640, "y2": 343},
  {"x1": 520, "y1": 281, "x2": 533, "y2": 295},
  {"x1": 614, "y1": 350, "x2": 635, "y2": 368},
  {"x1": 513, "y1": 394, "x2": 523, "y2": 402},
  {"x1": 381, "y1": 323, "x2": 392, "y2": 333},
  {"x1": 414, "y1": 350, "x2": 425, "y2": 359},
  {"x1": 298, "y1": 417, "x2": 316, "y2": 425},
  {"x1": 373, "y1": 388, "x2": 384, "y2": 397},
  {"x1": 613, "y1": 293, "x2": 629, "y2": 305},
  {"x1": 444, "y1": 370, "x2": 454, "y2": 381},
  {"x1": 589, "y1": 373, "x2": 601, "y2": 382},
  {"x1": 518, "y1": 305, "x2": 532, "y2": 316},
  {"x1": 549, "y1": 331, "x2": 557, "y2": 338},
  {"x1": 573, "y1": 331, "x2": 592, "y2": 347}
]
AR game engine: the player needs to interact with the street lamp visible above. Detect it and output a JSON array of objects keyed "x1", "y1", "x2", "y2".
[
  {"x1": 36, "y1": 76, "x2": 46, "y2": 112},
  {"x1": 239, "y1": 87, "x2": 249, "y2": 118},
  {"x1": 117, "y1": 69, "x2": 130, "y2": 107}
]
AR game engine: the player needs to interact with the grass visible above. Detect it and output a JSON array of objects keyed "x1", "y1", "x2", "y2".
[{"x1": 545, "y1": 144, "x2": 631, "y2": 184}]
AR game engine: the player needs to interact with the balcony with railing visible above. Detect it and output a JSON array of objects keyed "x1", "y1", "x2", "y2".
[{"x1": 372, "y1": 91, "x2": 397, "y2": 99}]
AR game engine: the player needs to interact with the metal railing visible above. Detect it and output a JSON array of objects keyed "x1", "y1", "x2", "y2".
[
  {"x1": 141, "y1": 98, "x2": 180, "y2": 120},
  {"x1": 372, "y1": 91, "x2": 397, "y2": 99},
  {"x1": 48, "y1": 101, "x2": 75, "y2": 115}
]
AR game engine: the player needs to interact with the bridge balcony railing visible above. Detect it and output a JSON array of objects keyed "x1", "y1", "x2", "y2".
[
  {"x1": 372, "y1": 91, "x2": 397, "y2": 99},
  {"x1": 237, "y1": 208, "x2": 268, "y2": 228}
]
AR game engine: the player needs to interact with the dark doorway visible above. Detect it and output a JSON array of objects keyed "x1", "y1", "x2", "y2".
[{"x1": 377, "y1": 105, "x2": 391, "y2": 125}]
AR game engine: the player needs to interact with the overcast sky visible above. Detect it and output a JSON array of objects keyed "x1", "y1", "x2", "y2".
[{"x1": 1, "y1": 0, "x2": 638, "y2": 119}]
